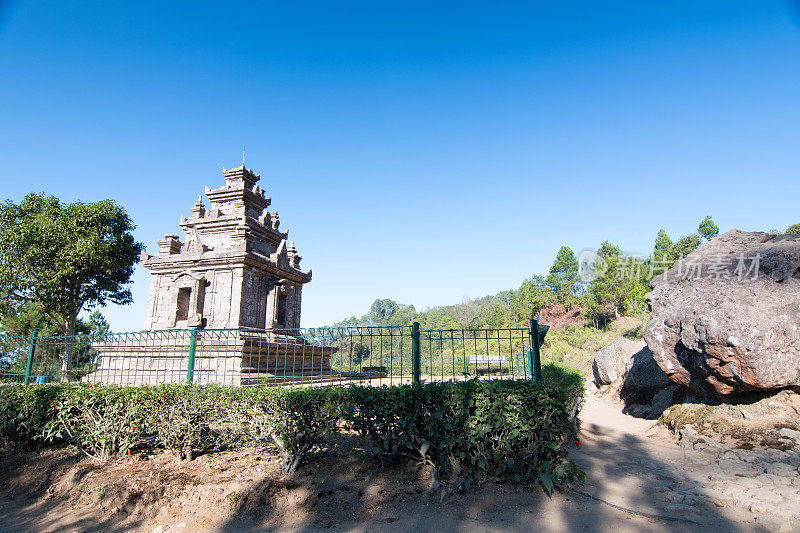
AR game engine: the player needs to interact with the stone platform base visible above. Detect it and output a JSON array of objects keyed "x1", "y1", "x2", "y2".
[{"x1": 83, "y1": 330, "x2": 339, "y2": 386}]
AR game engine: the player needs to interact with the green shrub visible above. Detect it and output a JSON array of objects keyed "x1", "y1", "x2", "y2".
[
  {"x1": 141, "y1": 384, "x2": 220, "y2": 460},
  {"x1": 257, "y1": 387, "x2": 342, "y2": 473},
  {"x1": 0, "y1": 384, "x2": 58, "y2": 447},
  {"x1": 47, "y1": 385, "x2": 147, "y2": 458},
  {"x1": 345, "y1": 362, "x2": 584, "y2": 492},
  {"x1": 206, "y1": 386, "x2": 343, "y2": 472},
  {"x1": 0, "y1": 365, "x2": 584, "y2": 492}
]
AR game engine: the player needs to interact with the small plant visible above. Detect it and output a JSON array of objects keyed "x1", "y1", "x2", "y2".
[
  {"x1": 256, "y1": 387, "x2": 342, "y2": 473},
  {"x1": 97, "y1": 482, "x2": 109, "y2": 500},
  {"x1": 227, "y1": 491, "x2": 242, "y2": 509},
  {"x1": 0, "y1": 384, "x2": 59, "y2": 447}
]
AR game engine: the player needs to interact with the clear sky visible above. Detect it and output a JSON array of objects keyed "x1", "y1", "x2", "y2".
[{"x1": 1, "y1": 1, "x2": 799, "y2": 330}]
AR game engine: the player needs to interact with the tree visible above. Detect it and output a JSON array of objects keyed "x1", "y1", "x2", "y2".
[
  {"x1": 671, "y1": 234, "x2": 702, "y2": 260},
  {"x1": 364, "y1": 298, "x2": 417, "y2": 326},
  {"x1": 513, "y1": 275, "x2": 554, "y2": 324},
  {"x1": 785, "y1": 224, "x2": 800, "y2": 234},
  {"x1": 546, "y1": 246, "x2": 580, "y2": 308},
  {"x1": 586, "y1": 241, "x2": 627, "y2": 322},
  {"x1": 77, "y1": 310, "x2": 111, "y2": 337},
  {"x1": 350, "y1": 343, "x2": 370, "y2": 365},
  {"x1": 0, "y1": 301, "x2": 61, "y2": 338},
  {"x1": 0, "y1": 193, "x2": 142, "y2": 370},
  {"x1": 386, "y1": 303, "x2": 417, "y2": 327},
  {"x1": 653, "y1": 229, "x2": 673, "y2": 260},
  {"x1": 367, "y1": 299, "x2": 400, "y2": 324},
  {"x1": 698, "y1": 216, "x2": 719, "y2": 241},
  {"x1": 452, "y1": 297, "x2": 481, "y2": 329},
  {"x1": 1, "y1": 303, "x2": 112, "y2": 374},
  {"x1": 597, "y1": 240, "x2": 622, "y2": 259}
]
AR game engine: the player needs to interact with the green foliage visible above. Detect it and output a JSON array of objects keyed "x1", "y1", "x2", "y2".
[
  {"x1": 671, "y1": 233, "x2": 702, "y2": 259},
  {"x1": 597, "y1": 240, "x2": 621, "y2": 259},
  {"x1": 650, "y1": 222, "x2": 707, "y2": 274},
  {"x1": 698, "y1": 216, "x2": 719, "y2": 241},
  {"x1": 546, "y1": 246, "x2": 580, "y2": 308},
  {"x1": 47, "y1": 385, "x2": 147, "y2": 458},
  {"x1": 785, "y1": 223, "x2": 800, "y2": 235},
  {"x1": 0, "y1": 383, "x2": 59, "y2": 447},
  {"x1": 544, "y1": 325, "x2": 608, "y2": 364},
  {"x1": 350, "y1": 343, "x2": 371, "y2": 365},
  {"x1": 625, "y1": 283, "x2": 649, "y2": 317},
  {"x1": 653, "y1": 229, "x2": 673, "y2": 260},
  {"x1": 365, "y1": 299, "x2": 417, "y2": 326},
  {"x1": 345, "y1": 365, "x2": 584, "y2": 492},
  {"x1": 77, "y1": 311, "x2": 111, "y2": 337},
  {"x1": 0, "y1": 302, "x2": 62, "y2": 338},
  {"x1": 0, "y1": 307, "x2": 111, "y2": 377},
  {"x1": 582, "y1": 241, "x2": 648, "y2": 326},
  {"x1": 0, "y1": 375, "x2": 584, "y2": 493},
  {"x1": 0, "y1": 193, "x2": 143, "y2": 336},
  {"x1": 258, "y1": 387, "x2": 343, "y2": 473},
  {"x1": 368, "y1": 299, "x2": 401, "y2": 323},
  {"x1": 513, "y1": 275, "x2": 555, "y2": 324},
  {"x1": 143, "y1": 385, "x2": 220, "y2": 461}
]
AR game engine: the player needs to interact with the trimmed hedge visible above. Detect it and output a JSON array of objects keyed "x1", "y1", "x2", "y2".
[
  {"x1": 346, "y1": 378, "x2": 583, "y2": 491},
  {"x1": 0, "y1": 362, "x2": 583, "y2": 493}
]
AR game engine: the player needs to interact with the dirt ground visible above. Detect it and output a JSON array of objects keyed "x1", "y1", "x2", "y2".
[{"x1": 1, "y1": 389, "x2": 797, "y2": 533}]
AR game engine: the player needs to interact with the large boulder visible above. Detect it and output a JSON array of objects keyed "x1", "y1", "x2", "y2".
[
  {"x1": 623, "y1": 345, "x2": 672, "y2": 401},
  {"x1": 621, "y1": 345, "x2": 684, "y2": 418},
  {"x1": 645, "y1": 230, "x2": 800, "y2": 399},
  {"x1": 592, "y1": 337, "x2": 644, "y2": 385}
]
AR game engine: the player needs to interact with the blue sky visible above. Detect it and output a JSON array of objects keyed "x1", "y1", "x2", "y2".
[{"x1": 1, "y1": 1, "x2": 799, "y2": 330}]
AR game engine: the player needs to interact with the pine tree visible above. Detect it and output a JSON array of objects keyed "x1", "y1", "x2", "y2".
[
  {"x1": 698, "y1": 216, "x2": 720, "y2": 241},
  {"x1": 546, "y1": 246, "x2": 580, "y2": 309}
]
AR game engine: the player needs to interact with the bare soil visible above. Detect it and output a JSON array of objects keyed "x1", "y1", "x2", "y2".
[{"x1": 1, "y1": 390, "x2": 796, "y2": 532}]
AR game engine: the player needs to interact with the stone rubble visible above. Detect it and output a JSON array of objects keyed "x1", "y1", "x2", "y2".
[{"x1": 653, "y1": 446, "x2": 800, "y2": 520}]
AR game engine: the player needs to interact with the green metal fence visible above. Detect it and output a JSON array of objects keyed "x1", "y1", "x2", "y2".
[{"x1": 0, "y1": 321, "x2": 548, "y2": 388}]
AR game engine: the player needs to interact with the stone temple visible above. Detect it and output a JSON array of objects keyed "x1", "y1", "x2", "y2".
[
  {"x1": 88, "y1": 164, "x2": 336, "y2": 385},
  {"x1": 141, "y1": 164, "x2": 309, "y2": 332}
]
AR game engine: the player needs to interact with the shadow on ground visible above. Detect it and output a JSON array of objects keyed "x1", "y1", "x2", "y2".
[{"x1": 215, "y1": 424, "x2": 765, "y2": 533}]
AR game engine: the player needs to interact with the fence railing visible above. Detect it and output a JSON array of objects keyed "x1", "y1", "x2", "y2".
[{"x1": 0, "y1": 320, "x2": 548, "y2": 388}]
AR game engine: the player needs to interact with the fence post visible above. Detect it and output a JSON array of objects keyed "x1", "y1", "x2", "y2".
[
  {"x1": 187, "y1": 328, "x2": 199, "y2": 384},
  {"x1": 23, "y1": 331, "x2": 38, "y2": 385},
  {"x1": 411, "y1": 322, "x2": 421, "y2": 385},
  {"x1": 530, "y1": 318, "x2": 543, "y2": 384}
]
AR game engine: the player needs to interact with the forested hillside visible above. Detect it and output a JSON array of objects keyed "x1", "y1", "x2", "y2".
[{"x1": 333, "y1": 219, "x2": 799, "y2": 332}]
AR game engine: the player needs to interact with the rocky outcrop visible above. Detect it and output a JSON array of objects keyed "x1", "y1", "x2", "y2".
[
  {"x1": 622, "y1": 345, "x2": 681, "y2": 406},
  {"x1": 592, "y1": 338, "x2": 684, "y2": 418},
  {"x1": 645, "y1": 230, "x2": 800, "y2": 399},
  {"x1": 592, "y1": 337, "x2": 643, "y2": 385}
]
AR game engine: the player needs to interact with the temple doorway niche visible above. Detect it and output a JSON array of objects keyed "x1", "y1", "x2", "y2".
[
  {"x1": 176, "y1": 287, "x2": 191, "y2": 322},
  {"x1": 276, "y1": 293, "x2": 288, "y2": 326}
]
